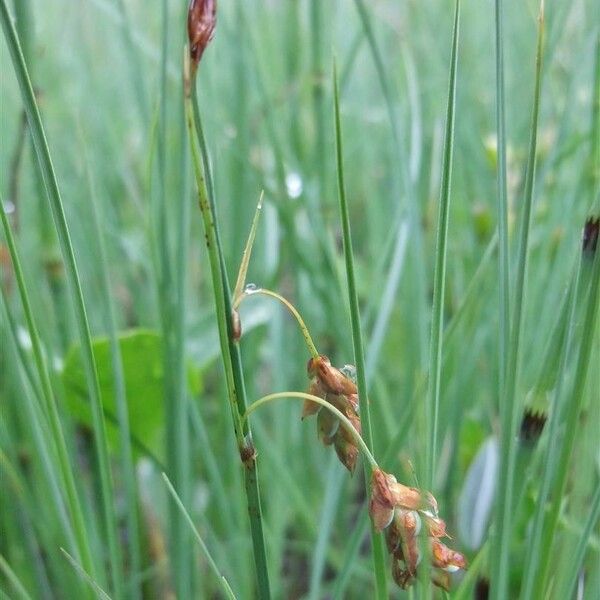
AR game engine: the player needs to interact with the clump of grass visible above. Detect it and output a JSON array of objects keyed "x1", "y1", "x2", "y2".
[{"x1": 1, "y1": 0, "x2": 598, "y2": 598}]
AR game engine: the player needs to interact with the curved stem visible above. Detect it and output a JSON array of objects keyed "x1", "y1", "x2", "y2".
[
  {"x1": 235, "y1": 288, "x2": 319, "y2": 359},
  {"x1": 242, "y1": 392, "x2": 378, "y2": 469}
]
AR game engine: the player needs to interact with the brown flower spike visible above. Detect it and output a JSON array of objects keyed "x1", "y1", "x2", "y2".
[
  {"x1": 369, "y1": 468, "x2": 466, "y2": 590},
  {"x1": 302, "y1": 355, "x2": 361, "y2": 473},
  {"x1": 188, "y1": 0, "x2": 216, "y2": 71}
]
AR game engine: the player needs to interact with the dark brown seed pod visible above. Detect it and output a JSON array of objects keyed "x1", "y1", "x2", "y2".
[{"x1": 187, "y1": 0, "x2": 217, "y2": 71}]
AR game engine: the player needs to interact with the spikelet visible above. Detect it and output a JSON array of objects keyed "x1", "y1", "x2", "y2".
[
  {"x1": 302, "y1": 355, "x2": 361, "y2": 473},
  {"x1": 369, "y1": 468, "x2": 466, "y2": 590}
]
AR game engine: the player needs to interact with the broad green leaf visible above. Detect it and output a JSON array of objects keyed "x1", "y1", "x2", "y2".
[{"x1": 62, "y1": 330, "x2": 165, "y2": 460}]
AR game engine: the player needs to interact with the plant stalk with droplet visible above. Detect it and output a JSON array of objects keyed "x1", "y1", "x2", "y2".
[{"x1": 184, "y1": 4, "x2": 271, "y2": 593}]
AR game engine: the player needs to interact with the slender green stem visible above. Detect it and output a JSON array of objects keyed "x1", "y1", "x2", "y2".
[
  {"x1": 185, "y1": 79, "x2": 244, "y2": 448},
  {"x1": 162, "y1": 474, "x2": 238, "y2": 600},
  {"x1": 185, "y1": 52, "x2": 271, "y2": 599},
  {"x1": 83, "y1": 151, "x2": 142, "y2": 600},
  {"x1": 61, "y1": 550, "x2": 113, "y2": 600},
  {"x1": 234, "y1": 287, "x2": 319, "y2": 359},
  {"x1": 492, "y1": 8, "x2": 510, "y2": 588},
  {"x1": 1, "y1": 198, "x2": 94, "y2": 588},
  {"x1": 243, "y1": 393, "x2": 378, "y2": 470},
  {"x1": 519, "y1": 257, "x2": 581, "y2": 599},
  {"x1": 425, "y1": 0, "x2": 461, "y2": 489},
  {"x1": 559, "y1": 482, "x2": 600, "y2": 599},
  {"x1": 1, "y1": 2, "x2": 122, "y2": 594},
  {"x1": 492, "y1": 4, "x2": 545, "y2": 598},
  {"x1": 333, "y1": 60, "x2": 388, "y2": 599},
  {"x1": 528, "y1": 243, "x2": 600, "y2": 598},
  {"x1": 0, "y1": 555, "x2": 33, "y2": 600}
]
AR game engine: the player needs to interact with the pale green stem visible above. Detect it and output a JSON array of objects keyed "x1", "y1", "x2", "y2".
[
  {"x1": 242, "y1": 392, "x2": 378, "y2": 470},
  {"x1": 162, "y1": 474, "x2": 237, "y2": 600},
  {"x1": 234, "y1": 288, "x2": 319, "y2": 359}
]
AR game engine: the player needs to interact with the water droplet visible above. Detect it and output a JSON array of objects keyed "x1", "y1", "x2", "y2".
[
  {"x1": 244, "y1": 283, "x2": 260, "y2": 294},
  {"x1": 340, "y1": 364, "x2": 357, "y2": 383},
  {"x1": 285, "y1": 171, "x2": 303, "y2": 199}
]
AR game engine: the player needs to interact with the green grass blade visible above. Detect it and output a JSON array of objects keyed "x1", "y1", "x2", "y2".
[
  {"x1": 333, "y1": 59, "x2": 388, "y2": 599},
  {"x1": 492, "y1": 4, "x2": 545, "y2": 597},
  {"x1": 0, "y1": 555, "x2": 33, "y2": 600},
  {"x1": 308, "y1": 458, "x2": 345, "y2": 600},
  {"x1": 61, "y1": 550, "x2": 113, "y2": 600},
  {"x1": 558, "y1": 481, "x2": 600, "y2": 599},
  {"x1": 529, "y1": 234, "x2": 600, "y2": 597},
  {"x1": 82, "y1": 149, "x2": 142, "y2": 599},
  {"x1": 0, "y1": 197, "x2": 94, "y2": 591},
  {"x1": 162, "y1": 474, "x2": 237, "y2": 600},
  {"x1": 490, "y1": 0, "x2": 511, "y2": 583},
  {"x1": 425, "y1": 0, "x2": 461, "y2": 489},
  {"x1": 1, "y1": 2, "x2": 124, "y2": 595}
]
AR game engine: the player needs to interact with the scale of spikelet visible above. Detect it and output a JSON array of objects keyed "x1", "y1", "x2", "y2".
[{"x1": 301, "y1": 355, "x2": 361, "y2": 473}]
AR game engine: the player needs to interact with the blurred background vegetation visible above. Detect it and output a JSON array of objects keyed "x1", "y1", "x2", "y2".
[{"x1": 1, "y1": 0, "x2": 598, "y2": 598}]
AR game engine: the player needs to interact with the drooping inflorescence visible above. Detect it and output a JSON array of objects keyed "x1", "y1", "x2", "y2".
[{"x1": 369, "y1": 467, "x2": 467, "y2": 590}]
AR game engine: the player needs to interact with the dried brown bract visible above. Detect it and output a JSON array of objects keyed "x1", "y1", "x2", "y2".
[
  {"x1": 188, "y1": 0, "x2": 216, "y2": 71},
  {"x1": 302, "y1": 355, "x2": 361, "y2": 473}
]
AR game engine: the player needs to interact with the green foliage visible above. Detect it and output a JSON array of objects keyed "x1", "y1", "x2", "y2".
[
  {"x1": 61, "y1": 330, "x2": 166, "y2": 460},
  {"x1": 1, "y1": 0, "x2": 598, "y2": 598}
]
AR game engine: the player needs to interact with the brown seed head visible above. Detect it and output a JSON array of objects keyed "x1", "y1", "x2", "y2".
[{"x1": 188, "y1": 0, "x2": 216, "y2": 70}]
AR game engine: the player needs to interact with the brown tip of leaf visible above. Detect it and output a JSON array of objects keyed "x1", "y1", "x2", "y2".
[
  {"x1": 475, "y1": 577, "x2": 490, "y2": 600},
  {"x1": 582, "y1": 216, "x2": 599, "y2": 255},
  {"x1": 519, "y1": 407, "x2": 547, "y2": 445},
  {"x1": 188, "y1": 0, "x2": 217, "y2": 69}
]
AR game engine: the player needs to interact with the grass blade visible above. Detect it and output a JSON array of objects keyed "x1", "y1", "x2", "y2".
[
  {"x1": 0, "y1": 555, "x2": 33, "y2": 600},
  {"x1": 61, "y1": 550, "x2": 113, "y2": 600},
  {"x1": 492, "y1": 4, "x2": 545, "y2": 597},
  {"x1": 425, "y1": 0, "x2": 461, "y2": 488},
  {"x1": 162, "y1": 474, "x2": 237, "y2": 600},
  {"x1": 491, "y1": 0, "x2": 511, "y2": 600},
  {"x1": 81, "y1": 146, "x2": 142, "y2": 600},
  {"x1": 1, "y1": 197, "x2": 94, "y2": 592},
  {"x1": 333, "y1": 59, "x2": 388, "y2": 599},
  {"x1": 1, "y1": 2, "x2": 123, "y2": 594},
  {"x1": 558, "y1": 481, "x2": 600, "y2": 599},
  {"x1": 524, "y1": 229, "x2": 600, "y2": 598}
]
